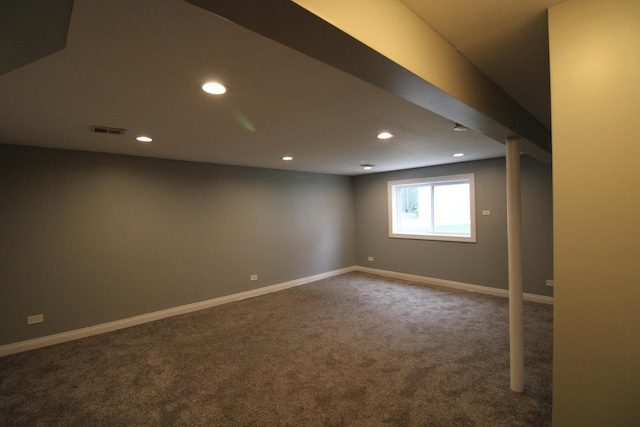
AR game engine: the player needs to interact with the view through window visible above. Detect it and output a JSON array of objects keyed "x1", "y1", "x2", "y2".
[{"x1": 388, "y1": 174, "x2": 476, "y2": 242}]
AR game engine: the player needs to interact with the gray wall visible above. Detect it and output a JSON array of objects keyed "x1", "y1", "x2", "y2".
[
  {"x1": 0, "y1": 145, "x2": 355, "y2": 346},
  {"x1": 353, "y1": 156, "x2": 553, "y2": 296},
  {"x1": 0, "y1": 145, "x2": 553, "y2": 348}
]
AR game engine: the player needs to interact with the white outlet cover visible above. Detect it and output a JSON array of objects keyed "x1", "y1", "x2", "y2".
[{"x1": 27, "y1": 314, "x2": 44, "y2": 325}]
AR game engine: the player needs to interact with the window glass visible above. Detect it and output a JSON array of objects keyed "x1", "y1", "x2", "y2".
[{"x1": 388, "y1": 174, "x2": 475, "y2": 242}]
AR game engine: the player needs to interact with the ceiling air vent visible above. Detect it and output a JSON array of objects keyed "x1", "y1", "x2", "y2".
[{"x1": 91, "y1": 126, "x2": 126, "y2": 135}]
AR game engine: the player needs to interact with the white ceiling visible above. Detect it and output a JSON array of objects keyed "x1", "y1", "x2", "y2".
[
  {"x1": 0, "y1": 0, "x2": 559, "y2": 176},
  {"x1": 400, "y1": 0, "x2": 565, "y2": 131}
]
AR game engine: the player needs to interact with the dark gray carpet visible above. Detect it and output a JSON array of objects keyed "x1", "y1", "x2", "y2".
[{"x1": 0, "y1": 272, "x2": 552, "y2": 426}]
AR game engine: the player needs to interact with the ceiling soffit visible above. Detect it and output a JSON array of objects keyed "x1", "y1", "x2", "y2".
[
  {"x1": 0, "y1": 0, "x2": 74, "y2": 75},
  {"x1": 186, "y1": 0, "x2": 551, "y2": 162}
]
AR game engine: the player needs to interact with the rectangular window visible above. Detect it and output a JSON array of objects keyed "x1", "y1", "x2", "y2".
[{"x1": 388, "y1": 174, "x2": 476, "y2": 242}]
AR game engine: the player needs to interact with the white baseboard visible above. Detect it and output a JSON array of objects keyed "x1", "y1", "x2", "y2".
[
  {"x1": 0, "y1": 265, "x2": 552, "y2": 357},
  {"x1": 0, "y1": 266, "x2": 356, "y2": 357},
  {"x1": 355, "y1": 266, "x2": 554, "y2": 305}
]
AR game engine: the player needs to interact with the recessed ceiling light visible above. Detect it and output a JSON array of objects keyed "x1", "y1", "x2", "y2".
[
  {"x1": 202, "y1": 82, "x2": 227, "y2": 95},
  {"x1": 453, "y1": 123, "x2": 468, "y2": 132},
  {"x1": 453, "y1": 153, "x2": 465, "y2": 157},
  {"x1": 282, "y1": 156, "x2": 293, "y2": 161},
  {"x1": 361, "y1": 164, "x2": 375, "y2": 170},
  {"x1": 136, "y1": 136, "x2": 153, "y2": 143},
  {"x1": 377, "y1": 132, "x2": 394, "y2": 140}
]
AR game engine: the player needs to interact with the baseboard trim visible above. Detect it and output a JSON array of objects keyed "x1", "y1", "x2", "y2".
[
  {"x1": 0, "y1": 265, "x2": 552, "y2": 357},
  {"x1": 0, "y1": 266, "x2": 356, "y2": 357},
  {"x1": 354, "y1": 266, "x2": 554, "y2": 305}
]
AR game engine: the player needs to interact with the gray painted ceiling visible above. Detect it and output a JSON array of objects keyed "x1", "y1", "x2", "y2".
[{"x1": 0, "y1": 0, "x2": 558, "y2": 175}]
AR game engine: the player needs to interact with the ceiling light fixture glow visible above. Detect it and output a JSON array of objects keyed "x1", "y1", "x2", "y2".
[
  {"x1": 136, "y1": 136, "x2": 153, "y2": 143},
  {"x1": 361, "y1": 164, "x2": 374, "y2": 170},
  {"x1": 453, "y1": 153, "x2": 465, "y2": 157},
  {"x1": 377, "y1": 132, "x2": 394, "y2": 140},
  {"x1": 453, "y1": 123, "x2": 468, "y2": 132},
  {"x1": 282, "y1": 156, "x2": 293, "y2": 161},
  {"x1": 202, "y1": 82, "x2": 227, "y2": 95}
]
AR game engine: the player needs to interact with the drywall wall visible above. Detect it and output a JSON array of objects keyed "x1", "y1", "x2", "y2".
[
  {"x1": 353, "y1": 156, "x2": 553, "y2": 296},
  {"x1": 549, "y1": 0, "x2": 640, "y2": 425},
  {"x1": 0, "y1": 144, "x2": 355, "y2": 346}
]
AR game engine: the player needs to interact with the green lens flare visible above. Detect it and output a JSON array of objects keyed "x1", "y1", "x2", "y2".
[{"x1": 231, "y1": 108, "x2": 256, "y2": 132}]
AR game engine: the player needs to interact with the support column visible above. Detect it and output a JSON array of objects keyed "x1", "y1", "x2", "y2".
[{"x1": 506, "y1": 137, "x2": 524, "y2": 393}]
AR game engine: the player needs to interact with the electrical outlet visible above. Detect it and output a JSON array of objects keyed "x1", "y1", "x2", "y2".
[
  {"x1": 482, "y1": 210, "x2": 491, "y2": 216},
  {"x1": 27, "y1": 314, "x2": 44, "y2": 325},
  {"x1": 367, "y1": 256, "x2": 374, "y2": 262},
  {"x1": 546, "y1": 279, "x2": 554, "y2": 287},
  {"x1": 250, "y1": 274, "x2": 258, "y2": 281}
]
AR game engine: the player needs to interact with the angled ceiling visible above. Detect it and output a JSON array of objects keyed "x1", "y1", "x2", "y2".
[{"x1": 0, "y1": 0, "x2": 557, "y2": 176}]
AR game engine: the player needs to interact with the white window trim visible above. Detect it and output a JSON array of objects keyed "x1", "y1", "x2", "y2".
[{"x1": 388, "y1": 173, "x2": 476, "y2": 243}]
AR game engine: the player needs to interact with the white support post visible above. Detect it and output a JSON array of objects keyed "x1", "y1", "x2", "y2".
[{"x1": 506, "y1": 137, "x2": 524, "y2": 393}]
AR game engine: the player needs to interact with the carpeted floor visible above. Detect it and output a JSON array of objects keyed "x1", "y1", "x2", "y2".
[{"x1": 0, "y1": 272, "x2": 553, "y2": 426}]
